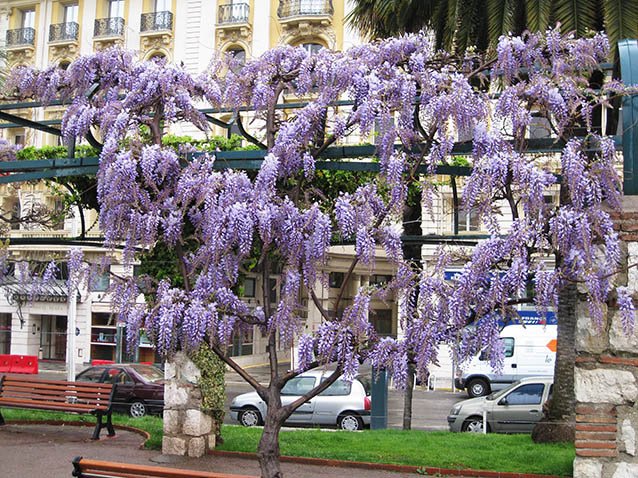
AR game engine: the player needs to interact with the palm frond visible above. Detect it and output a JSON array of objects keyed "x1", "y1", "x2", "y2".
[
  {"x1": 552, "y1": 0, "x2": 600, "y2": 37},
  {"x1": 487, "y1": 0, "x2": 517, "y2": 47},
  {"x1": 603, "y1": 0, "x2": 638, "y2": 58},
  {"x1": 525, "y1": 0, "x2": 553, "y2": 33}
]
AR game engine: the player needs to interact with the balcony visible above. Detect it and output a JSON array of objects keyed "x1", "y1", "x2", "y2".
[
  {"x1": 278, "y1": 0, "x2": 333, "y2": 18},
  {"x1": 6, "y1": 27, "x2": 35, "y2": 47},
  {"x1": 94, "y1": 17, "x2": 125, "y2": 38},
  {"x1": 140, "y1": 11, "x2": 173, "y2": 32},
  {"x1": 216, "y1": 2, "x2": 251, "y2": 45},
  {"x1": 218, "y1": 3, "x2": 249, "y2": 24},
  {"x1": 49, "y1": 22, "x2": 79, "y2": 43}
]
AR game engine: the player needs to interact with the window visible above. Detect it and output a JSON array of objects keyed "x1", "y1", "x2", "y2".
[
  {"x1": 369, "y1": 274, "x2": 392, "y2": 286},
  {"x1": 301, "y1": 43, "x2": 323, "y2": 56},
  {"x1": 64, "y1": 4, "x2": 79, "y2": 23},
  {"x1": 281, "y1": 376, "x2": 316, "y2": 396},
  {"x1": 319, "y1": 378, "x2": 352, "y2": 396},
  {"x1": 227, "y1": 47, "x2": 246, "y2": 73},
  {"x1": 0, "y1": 313, "x2": 11, "y2": 355},
  {"x1": 155, "y1": 0, "x2": 171, "y2": 11},
  {"x1": 458, "y1": 207, "x2": 480, "y2": 232},
  {"x1": 371, "y1": 309, "x2": 393, "y2": 337},
  {"x1": 91, "y1": 267, "x2": 110, "y2": 292},
  {"x1": 109, "y1": 0, "x2": 125, "y2": 18},
  {"x1": 503, "y1": 337, "x2": 514, "y2": 358},
  {"x1": 77, "y1": 367, "x2": 106, "y2": 383},
  {"x1": 243, "y1": 277, "x2": 255, "y2": 297},
  {"x1": 13, "y1": 134, "x2": 25, "y2": 146},
  {"x1": 502, "y1": 383, "x2": 545, "y2": 405},
  {"x1": 21, "y1": 9, "x2": 35, "y2": 29},
  {"x1": 229, "y1": 326, "x2": 253, "y2": 356},
  {"x1": 329, "y1": 272, "x2": 344, "y2": 289}
]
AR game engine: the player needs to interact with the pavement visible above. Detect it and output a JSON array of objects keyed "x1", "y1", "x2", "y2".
[{"x1": 0, "y1": 423, "x2": 432, "y2": 478}]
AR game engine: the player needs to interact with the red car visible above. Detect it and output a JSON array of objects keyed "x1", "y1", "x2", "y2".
[{"x1": 76, "y1": 363, "x2": 165, "y2": 417}]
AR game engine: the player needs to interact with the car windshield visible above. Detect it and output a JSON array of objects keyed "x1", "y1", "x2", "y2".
[
  {"x1": 130, "y1": 364, "x2": 164, "y2": 382},
  {"x1": 486, "y1": 380, "x2": 522, "y2": 401},
  {"x1": 356, "y1": 373, "x2": 372, "y2": 396}
]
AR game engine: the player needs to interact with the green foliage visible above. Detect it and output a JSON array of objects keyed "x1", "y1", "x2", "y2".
[
  {"x1": 162, "y1": 134, "x2": 260, "y2": 153},
  {"x1": 191, "y1": 343, "x2": 226, "y2": 435}
]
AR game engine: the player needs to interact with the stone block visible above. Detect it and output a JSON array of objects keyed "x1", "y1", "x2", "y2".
[
  {"x1": 621, "y1": 418, "x2": 636, "y2": 456},
  {"x1": 165, "y1": 383, "x2": 189, "y2": 406},
  {"x1": 184, "y1": 409, "x2": 212, "y2": 436},
  {"x1": 181, "y1": 359, "x2": 202, "y2": 384},
  {"x1": 575, "y1": 369, "x2": 638, "y2": 405},
  {"x1": 613, "y1": 463, "x2": 638, "y2": 478},
  {"x1": 162, "y1": 436, "x2": 187, "y2": 456},
  {"x1": 164, "y1": 361, "x2": 176, "y2": 380},
  {"x1": 207, "y1": 433, "x2": 216, "y2": 450},
  {"x1": 573, "y1": 458, "x2": 602, "y2": 478},
  {"x1": 163, "y1": 409, "x2": 181, "y2": 435},
  {"x1": 188, "y1": 436, "x2": 206, "y2": 458},
  {"x1": 609, "y1": 310, "x2": 638, "y2": 353},
  {"x1": 576, "y1": 301, "x2": 608, "y2": 353}
]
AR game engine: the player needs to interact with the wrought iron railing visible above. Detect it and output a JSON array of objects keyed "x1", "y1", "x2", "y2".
[
  {"x1": 49, "y1": 22, "x2": 79, "y2": 42},
  {"x1": 140, "y1": 11, "x2": 173, "y2": 32},
  {"x1": 6, "y1": 28, "x2": 35, "y2": 47},
  {"x1": 218, "y1": 3, "x2": 250, "y2": 24},
  {"x1": 94, "y1": 17, "x2": 125, "y2": 37},
  {"x1": 278, "y1": 0, "x2": 333, "y2": 18}
]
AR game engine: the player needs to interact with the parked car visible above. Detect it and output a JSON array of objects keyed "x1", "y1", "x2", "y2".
[
  {"x1": 76, "y1": 363, "x2": 165, "y2": 418},
  {"x1": 230, "y1": 370, "x2": 371, "y2": 430},
  {"x1": 447, "y1": 376, "x2": 553, "y2": 433},
  {"x1": 456, "y1": 324, "x2": 557, "y2": 397}
]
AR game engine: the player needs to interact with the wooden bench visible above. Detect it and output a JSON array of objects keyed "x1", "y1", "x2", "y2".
[
  {"x1": 71, "y1": 457, "x2": 259, "y2": 478},
  {"x1": 0, "y1": 375, "x2": 116, "y2": 440}
]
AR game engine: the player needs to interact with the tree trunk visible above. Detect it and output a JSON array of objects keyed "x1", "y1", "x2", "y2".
[
  {"x1": 401, "y1": 181, "x2": 422, "y2": 430},
  {"x1": 257, "y1": 404, "x2": 284, "y2": 478},
  {"x1": 532, "y1": 181, "x2": 576, "y2": 443},
  {"x1": 402, "y1": 362, "x2": 415, "y2": 430}
]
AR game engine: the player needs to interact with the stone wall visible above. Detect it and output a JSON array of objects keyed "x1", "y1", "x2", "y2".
[
  {"x1": 574, "y1": 199, "x2": 638, "y2": 477},
  {"x1": 162, "y1": 351, "x2": 217, "y2": 458}
]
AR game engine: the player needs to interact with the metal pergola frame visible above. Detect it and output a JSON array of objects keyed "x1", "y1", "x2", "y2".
[{"x1": 0, "y1": 43, "x2": 637, "y2": 248}]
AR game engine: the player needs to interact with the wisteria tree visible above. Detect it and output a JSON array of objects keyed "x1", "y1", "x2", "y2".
[{"x1": 4, "y1": 28, "x2": 635, "y2": 477}]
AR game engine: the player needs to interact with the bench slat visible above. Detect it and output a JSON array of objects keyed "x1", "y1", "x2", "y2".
[
  {"x1": 0, "y1": 393, "x2": 109, "y2": 406},
  {"x1": 76, "y1": 459, "x2": 258, "y2": 478},
  {"x1": 0, "y1": 397, "x2": 107, "y2": 411},
  {"x1": 2, "y1": 386, "x2": 113, "y2": 399},
  {"x1": 2, "y1": 376, "x2": 113, "y2": 389},
  {"x1": 2, "y1": 381, "x2": 113, "y2": 394}
]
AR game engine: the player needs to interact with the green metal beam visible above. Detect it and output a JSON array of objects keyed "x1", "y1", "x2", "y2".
[
  {"x1": 619, "y1": 39, "x2": 638, "y2": 195},
  {"x1": 0, "y1": 112, "x2": 61, "y2": 136}
]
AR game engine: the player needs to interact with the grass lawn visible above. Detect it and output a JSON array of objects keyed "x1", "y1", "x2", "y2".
[{"x1": 1, "y1": 409, "x2": 574, "y2": 476}]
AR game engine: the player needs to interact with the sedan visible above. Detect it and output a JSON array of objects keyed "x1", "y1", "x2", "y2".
[
  {"x1": 76, "y1": 363, "x2": 165, "y2": 418},
  {"x1": 447, "y1": 376, "x2": 553, "y2": 433},
  {"x1": 230, "y1": 370, "x2": 371, "y2": 430}
]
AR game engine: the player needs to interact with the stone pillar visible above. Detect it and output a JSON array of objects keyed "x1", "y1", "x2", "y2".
[
  {"x1": 162, "y1": 351, "x2": 217, "y2": 458},
  {"x1": 574, "y1": 198, "x2": 638, "y2": 477}
]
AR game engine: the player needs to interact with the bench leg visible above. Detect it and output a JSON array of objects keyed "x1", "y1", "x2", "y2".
[
  {"x1": 92, "y1": 412, "x2": 116, "y2": 440},
  {"x1": 0, "y1": 409, "x2": 5, "y2": 426}
]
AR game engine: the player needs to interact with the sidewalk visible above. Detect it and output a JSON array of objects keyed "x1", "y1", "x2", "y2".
[{"x1": 0, "y1": 423, "x2": 424, "y2": 478}]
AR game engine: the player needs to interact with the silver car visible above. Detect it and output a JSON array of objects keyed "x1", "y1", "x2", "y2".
[
  {"x1": 447, "y1": 376, "x2": 553, "y2": 433},
  {"x1": 229, "y1": 370, "x2": 371, "y2": 431}
]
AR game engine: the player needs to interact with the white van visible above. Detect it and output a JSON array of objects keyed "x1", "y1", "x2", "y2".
[{"x1": 455, "y1": 324, "x2": 557, "y2": 397}]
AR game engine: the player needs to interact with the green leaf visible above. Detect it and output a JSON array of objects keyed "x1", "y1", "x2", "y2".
[
  {"x1": 525, "y1": 0, "x2": 553, "y2": 34},
  {"x1": 552, "y1": 0, "x2": 600, "y2": 38},
  {"x1": 603, "y1": 0, "x2": 638, "y2": 58}
]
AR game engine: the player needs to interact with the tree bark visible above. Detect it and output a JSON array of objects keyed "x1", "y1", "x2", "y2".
[
  {"x1": 532, "y1": 181, "x2": 576, "y2": 443},
  {"x1": 257, "y1": 392, "x2": 284, "y2": 478},
  {"x1": 402, "y1": 362, "x2": 415, "y2": 430}
]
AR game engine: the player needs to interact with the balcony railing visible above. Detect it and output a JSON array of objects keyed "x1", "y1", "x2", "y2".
[
  {"x1": 94, "y1": 17, "x2": 125, "y2": 38},
  {"x1": 6, "y1": 27, "x2": 35, "y2": 47},
  {"x1": 218, "y1": 3, "x2": 249, "y2": 24},
  {"x1": 278, "y1": 0, "x2": 333, "y2": 18},
  {"x1": 140, "y1": 11, "x2": 173, "y2": 32},
  {"x1": 49, "y1": 22, "x2": 79, "y2": 42}
]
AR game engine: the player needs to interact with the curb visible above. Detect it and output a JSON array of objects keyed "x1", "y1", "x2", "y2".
[
  {"x1": 4, "y1": 420, "x2": 151, "y2": 447},
  {"x1": 208, "y1": 450, "x2": 568, "y2": 478}
]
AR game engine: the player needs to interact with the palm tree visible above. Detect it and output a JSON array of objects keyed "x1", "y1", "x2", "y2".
[
  {"x1": 347, "y1": 0, "x2": 638, "y2": 58},
  {"x1": 347, "y1": 0, "x2": 638, "y2": 442}
]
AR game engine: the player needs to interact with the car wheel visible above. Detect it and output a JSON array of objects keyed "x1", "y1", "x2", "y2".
[
  {"x1": 129, "y1": 400, "x2": 147, "y2": 418},
  {"x1": 239, "y1": 407, "x2": 262, "y2": 427},
  {"x1": 462, "y1": 416, "x2": 490, "y2": 433},
  {"x1": 467, "y1": 378, "x2": 490, "y2": 398},
  {"x1": 338, "y1": 413, "x2": 363, "y2": 431}
]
